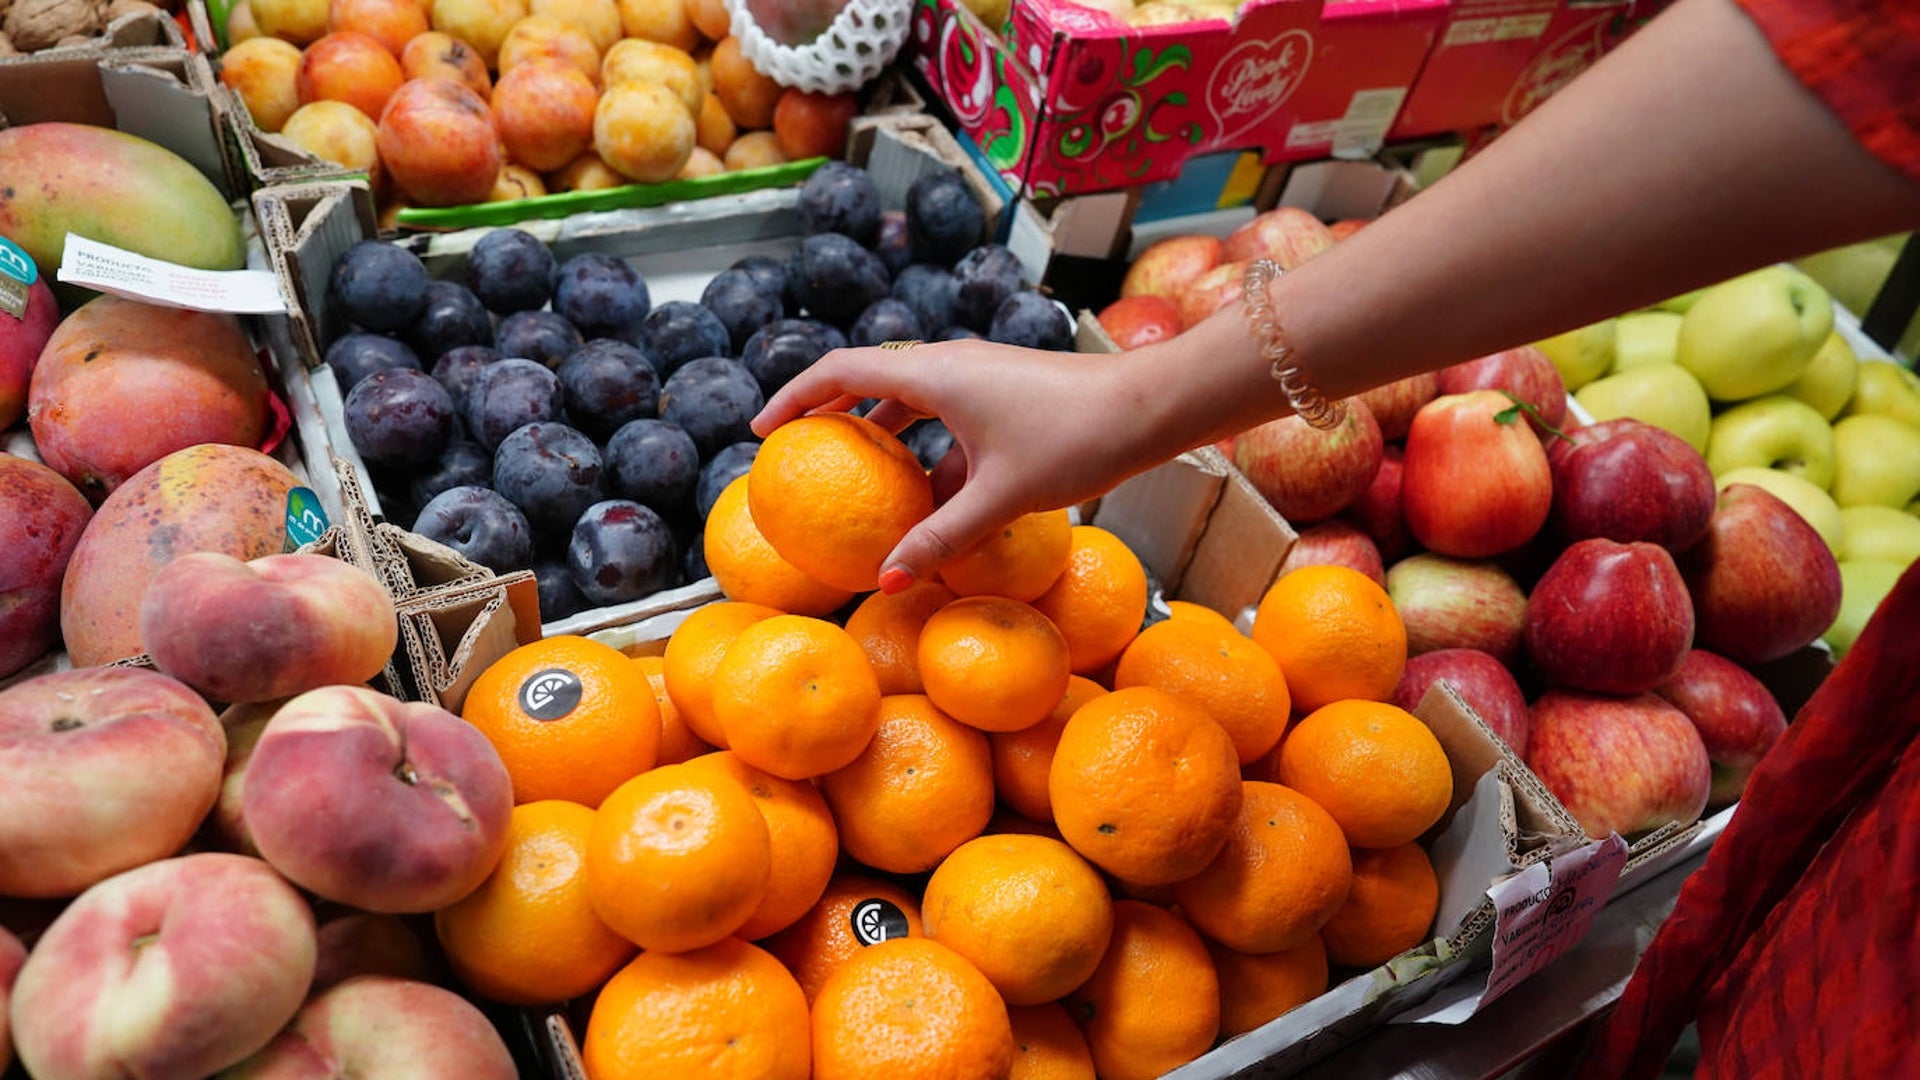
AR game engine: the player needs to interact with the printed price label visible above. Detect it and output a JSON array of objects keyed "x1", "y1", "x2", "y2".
[
  {"x1": 1480, "y1": 833, "x2": 1629, "y2": 1008},
  {"x1": 57, "y1": 234, "x2": 287, "y2": 315},
  {"x1": 0, "y1": 235, "x2": 38, "y2": 320}
]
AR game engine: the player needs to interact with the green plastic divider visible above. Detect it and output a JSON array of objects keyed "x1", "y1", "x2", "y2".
[{"x1": 392, "y1": 157, "x2": 830, "y2": 231}]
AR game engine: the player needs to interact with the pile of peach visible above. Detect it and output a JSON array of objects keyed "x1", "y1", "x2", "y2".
[{"x1": 218, "y1": 0, "x2": 862, "y2": 215}]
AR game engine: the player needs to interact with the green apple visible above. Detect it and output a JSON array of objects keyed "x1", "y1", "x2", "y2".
[
  {"x1": 1785, "y1": 331, "x2": 1859, "y2": 420},
  {"x1": 1840, "y1": 360, "x2": 1920, "y2": 429},
  {"x1": 1611, "y1": 311, "x2": 1683, "y2": 372},
  {"x1": 1705, "y1": 394, "x2": 1837, "y2": 490},
  {"x1": 1677, "y1": 266, "x2": 1834, "y2": 402},
  {"x1": 1823, "y1": 559, "x2": 1906, "y2": 660},
  {"x1": 1651, "y1": 288, "x2": 1709, "y2": 314},
  {"x1": 1535, "y1": 319, "x2": 1615, "y2": 392},
  {"x1": 1839, "y1": 505, "x2": 1920, "y2": 566},
  {"x1": 1573, "y1": 364, "x2": 1711, "y2": 453},
  {"x1": 1797, "y1": 234, "x2": 1907, "y2": 317},
  {"x1": 1716, "y1": 466, "x2": 1847, "y2": 554},
  {"x1": 1831, "y1": 413, "x2": 1920, "y2": 509}
]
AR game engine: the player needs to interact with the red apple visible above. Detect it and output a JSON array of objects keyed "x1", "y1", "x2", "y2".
[
  {"x1": 1277, "y1": 520, "x2": 1384, "y2": 586},
  {"x1": 1525, "y1": 539, "x2": 1694, "y2": 695},
  {"x1": 1120, "y1": 235, "x2": 1222, "y2": 302},
  {"x1": 1547, "y1": 418, "x2": 1716, "y2": 552},
  {"x1": 1384, "y1": 553, "x2": 1528, "y2": 664},
  {"x1": 1392, "y1": 648, "x2": 1529, "y2": 755},
  {"x1": 1341, "y1": 445, "x2": 1413, "y2": 561},
  {"x1": 1435, "y1": 346, "x2": 1567, "y2": 431},
  {"x1": 1234, "y1": 398, "x2": 1383, "y2": 524},
  {"x1": 1654, "y1": 648, "x2": 1787, "y2": 805},
  {"x1": 1327, "y1": 219, "x2": 1367, "y2": 242},
  {"x1": 1525, "y1": 690, "x2": 1711, "y2": 838},
  {"x1": 1176, "y1": 259, "x2": 1249, "y2": 330},
  {"x1": 1355, "y1": 372, "x2": 1440, "y2": 441},
  {"x1": 1678, "y1": 484, "x2": 1843, "y2": 665},
  {"x1": 1402, "y1": 390, "x2": 1552, "y2": 558},
  {"x1": 1221, "y1": 207, "x2": 1335, "y2": 270},
  {"x1": 1096, "y1": 295, "x2": 1183, "y2": 350}
]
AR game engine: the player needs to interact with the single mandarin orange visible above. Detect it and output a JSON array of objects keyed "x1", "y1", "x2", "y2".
[
  {"x1": 1170, "y1": 781, "x2": 1354, "y2": 954},
  {"x1": 748, "y1": 413, "x2": 934, "y2": 592},
  {"x1": 705, "y1": 474, "x2": 856, "y2": 617},
  {"x1": 583, "y1": 937, "x2": 809, "y2": 1080},
  {"x1": 762, "y1": 872, "x2": 925, "y2": 1005},
  {"x1": 1208, "y1": 935, "x2": 1329, "y2": 1037},
  {"x1": 811, "y1": 937, "x2": 1015, "y2": 1080},
  {"x1": 1047, "y1": 686, "x2": 1243, "y2": 886},
  {"x1": 922, "y1": 833, "x2": 1114, "y2": 1006},
  {"x1": 1113, "y1": 617, "x2": 1292, "y2": 764},
  {"x1": 918, "y1": 596, "x2": 1073, "y2": 733},
  {"x1": 1250, "y1": 564, "x2": 1406, "y2": 711},
  {"x1": 938, "y1": 509, "x2": 1073, "y2": 602},
  {"x1": 1064, "y1": 901, "x2": 1220, "y2": 1080},
  {"x1": 661, "y1": 600, "x2": 782, "y2": 747},
  {"x1": 1032, "y1": 526, "x2": 1149, "y2": 674},
  {"x1": 585, "y1": 760, "x2": 771, "y2": 952},
  {"x1": 844, "y1": 580, "x2": 958, "y2": 695},
  {"x1": 818, "y1": 694, "x2": 996, "y2": 874},
  {"x1": 1007, "y1": 1002, "x2": 1097, "y2": 1080},
  {"x1": 632, "y1": 653, "x2": 715, "y2": 765},
  {"x1": 680, "y1": 750, "x2": 839, "y2": 941},
  {"x1": 1164, "y1": 600, "x2": 1238, "y2": 631},
  {"x1": 1277, "y1": 699, "x2": 1454, "y2": 848},
  {"x1": 461, "y1": 634, "x2": 659, "y2": 807},
  {"x1": 989, "y1": 675, "x2": 1105, "y2": 824},
  {"x1": 1319, "y1": 842, "x2": 1440, "y2": 968},
  {"x1": 711, "y1": 614, "x2": 883, "y2": 780},
  {"x1": 433, "y1": 800, "x2": 636, "y2": 1006}
]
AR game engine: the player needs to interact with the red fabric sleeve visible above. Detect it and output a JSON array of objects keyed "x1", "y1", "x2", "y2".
[{"x1": 1735, "y1": 0, "x2": 1920, "y2": 187}]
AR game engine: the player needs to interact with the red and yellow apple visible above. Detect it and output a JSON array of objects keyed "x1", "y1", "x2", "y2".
[
  {"x1": 1120, "y1": 235, "x2": 1222, "y2": 302},
  {"x1": 1525, "y1": 690, "x2": 1711, "y2": 839},
  {"x1": 1392, "y1": 648, "x2": 1529, "y2": 756},
  {"x1": 1234, "y1": 398, "x2": 1383, "y2": 524},
  {"x1": 1524, "y1": 539, "x2": 1695, "y2": 696},
  {"x1": 1277, "y1": 519, "x2": 1385, "y2": 586},
  {"x1": 1384, "y1": 553, "x2": 1528, "y2": 664},
  {"x1": 1654, "y1": 648, "x2": 1787, "y2": 805},
  {"x1": 0, "y1": 455, "x2": 91, "y2": 679},
  {"x1": 1402, "y1": 390, "x2": 1552, "y2": 559},
  {"x1": 1679, "y1": 484, "x2": 1843, "y2": 665}
]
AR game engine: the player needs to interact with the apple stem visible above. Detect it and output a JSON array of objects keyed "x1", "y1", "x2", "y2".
[
  {"x1": 393, "y1": 760, "x2": 419, "y2": 786},
  {"x1": 1495, "y1": 392, "x2": 1576, "y2": 445}
]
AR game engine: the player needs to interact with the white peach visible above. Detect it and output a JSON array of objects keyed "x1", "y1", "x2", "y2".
[{"x1": 218, "y1": 975, "x2": 518, "y2": 1079}]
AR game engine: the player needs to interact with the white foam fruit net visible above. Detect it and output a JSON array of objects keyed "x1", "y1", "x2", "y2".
[{"x1": 723, "y1": 0, "x2": 916, "y2": 95}]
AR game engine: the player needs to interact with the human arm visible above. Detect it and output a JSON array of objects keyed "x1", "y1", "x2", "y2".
[{"x1": 754, "y1": 0, "x2": 1920, "y2": 589}]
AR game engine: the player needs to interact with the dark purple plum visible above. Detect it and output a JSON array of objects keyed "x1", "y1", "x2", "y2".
[
  {"x1": 604, "y1": 418, "x2": 699, "y2": 514},
  {"x1": 659, "y1": 357, "x2": 765, "y2": 458},
  {"x1": 343, "y1": 367, "x2": 455, "y2": 469},
  {"x1": 739, "y1": 318, "x2": 843, "y2": 397},
  {"x1": 797, "y1": 161, "x2": 881, "y2": 246},
  {"x1": 988, "y1": 290, "x2": 1074, "y2": 351},
  {"x1": 683, "y1": 535, "x2": 709, "y2": 581},
  {"x1": 906, "y1": 170, "x2": 986, "y2": 267},
  {"x1": 904, "y1": 418, "x2": 955, "y2": 471},
  {"x1": 568, "y1": 499, "x2": 678, "y2": 605},
  {"x1": 700, "y1": 267, "x2": 784, "y2": 353},
  {"x1": 695, "y1": 441, "x2": 759, "y2": 520},
  {"x1": 406, "y1": 280, "x2": 494, "y2": 361},
  {"x1": 467, "y1": 228, "x2": 555, "y2": 314},
  {"x1": 406, "y1": 439, "x2": 493, "y2": 509},
  {"x1": 731, "y1": 254, "x2": 794, "y2": 312},
  {"x1": 492, "y1": 421, "x2": 605, "y2": 535},
  {"x1": 412, "y1": 485, "x2": 534, "y2": 573},
  {"x1": 554, "y1": 253, "x2": 650, "y2": 341},
  {"x1": 496, "y1": 309, "x2": 583, "y2": 369},
  {"x1": 430, "y1": 344, "x2": 498, "y2": 417},
  {"x1": 890, "y1": 264, "x2": 959, "y2": 335},
  {"x1": 465, "y1": 358, "x2": 565, "y2": 450},
  {"x1": 874, "y1": 209, "x2": 912, "y2": 277},
  {"x1": 849, "y1": 298, "x2": 927, "y2": 348},
  {"x1": 639, "y1": 300, "x2": 729, "y2": 378},
  {"x1": 557, "y1": 339, "x2": 660, "y2": 442},
  {"x1": 786, "y1": 233, "x2": 889, "y2": 326},
  {"x1": 953, "y1": 244, "x2": 1025, "y2": 330},
  {"x1": 330, "y1": 240, "x2": 428, "y2": 332},
  {"x1": 532, "y1": 555, "x2": 590, "y2": 622},
  {"x1": 937, "y1": 325, "x2": 981, "y2": 341},
  {"x1": 326, "y1": 332, "x2": 421, "y2": 391}
]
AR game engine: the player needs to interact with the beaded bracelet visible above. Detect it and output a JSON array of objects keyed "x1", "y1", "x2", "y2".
[{"x1": 1241, "y1": 258, "x2": 1344, "y2": 430}]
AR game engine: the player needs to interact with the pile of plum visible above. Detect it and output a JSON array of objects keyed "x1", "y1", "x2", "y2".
[{"x1": 324, "y1": 162, "x2": 1073, "y2": 622}]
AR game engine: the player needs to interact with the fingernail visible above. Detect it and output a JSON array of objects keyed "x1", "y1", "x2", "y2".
[{"x1": 878, "y1": 565, "x2": 916, "y2": 595}]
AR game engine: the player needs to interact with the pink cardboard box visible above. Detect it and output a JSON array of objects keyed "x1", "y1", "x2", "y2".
[
  {"x1": 914, "y1": 0, "x2": 1450, "y2": 198},
  {"x1": 1388, "y1": 0, "x2": 1637, "y2": 140}
]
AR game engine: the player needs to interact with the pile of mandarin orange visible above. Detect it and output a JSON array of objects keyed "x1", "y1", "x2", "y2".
[{"x1": 440, "y1": 413, "x2": 1455, "y2": 1080}]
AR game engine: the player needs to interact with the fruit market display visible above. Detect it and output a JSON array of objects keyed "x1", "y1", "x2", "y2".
[
  {"x1": 323, "y1": 160, "x2": 1074, "y2": 624},
  {"x1": 217, "y1": 0, "x2": 865, "y2": 211}
]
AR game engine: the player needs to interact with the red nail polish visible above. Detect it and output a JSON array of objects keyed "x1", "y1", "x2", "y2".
[{"x1": 878, "y1": 566, "x2": 915, "y2": 595}]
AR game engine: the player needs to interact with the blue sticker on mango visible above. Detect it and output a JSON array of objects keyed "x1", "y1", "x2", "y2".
[
  {"x1": 286, "y1": 487, "x2": 330, "y2": 550},
  {"x1": 0, "y1": 236, "x2": 37, "y2": 321}
]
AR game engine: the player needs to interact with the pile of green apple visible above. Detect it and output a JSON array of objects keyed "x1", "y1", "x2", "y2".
[{"x1": 1538, "y1": 264, "x2": 1920, "y2": 658}]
